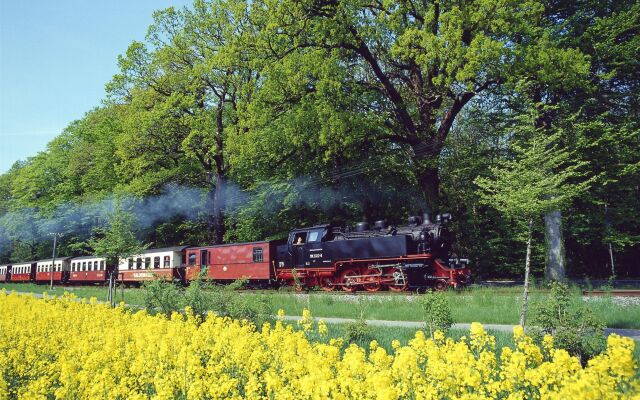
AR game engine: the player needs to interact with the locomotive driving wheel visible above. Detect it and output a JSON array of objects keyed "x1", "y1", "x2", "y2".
[
  {"x1": 319, "y1": 276, "x2": 336, "y2": 292},
  {"x1": 362, "y1": 268, "x2": 382, "y2": 292},
  {"x1": 340, "y1": 268, "x2": 361, "y2": 293},
  {"x1": 434, "y1": 279, "x2": 448, "y2": 291},
  {"x1": 386, "y1": 267, "x2": 409, "y2": 292}
]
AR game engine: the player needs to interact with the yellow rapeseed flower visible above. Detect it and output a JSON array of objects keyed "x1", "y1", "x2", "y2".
[{"x1": 0, "y1": 291, "x2": 637, "y2": 399}]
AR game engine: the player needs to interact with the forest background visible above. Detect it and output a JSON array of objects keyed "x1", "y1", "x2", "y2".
[{"x1": 0, "y1": 0, "x2": 638, "y2": 280}]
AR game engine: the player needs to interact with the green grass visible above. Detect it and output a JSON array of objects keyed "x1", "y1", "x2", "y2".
[
  {"x1": 255, "y1": 287, "x2": 640, "y2": 329},
  {"x1": 3, "y1": 283, "x2": 640, "y2": 329}
]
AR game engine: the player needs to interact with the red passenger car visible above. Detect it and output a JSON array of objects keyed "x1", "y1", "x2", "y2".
[{"x1": 186, "y1": 241, "x2": 281, "y2": 284}]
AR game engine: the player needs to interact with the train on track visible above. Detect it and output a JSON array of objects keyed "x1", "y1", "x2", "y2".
[{"x1": 0, "y1": 213, "x2": 470, "y2": 291}]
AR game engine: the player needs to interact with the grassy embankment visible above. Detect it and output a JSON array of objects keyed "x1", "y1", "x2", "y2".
[
  {"x1": 2, "y1": 283, "x2": 639, "y2": 329},
  {"x1": 270, "y1": 286, "x2": 640, "y2": 329}
]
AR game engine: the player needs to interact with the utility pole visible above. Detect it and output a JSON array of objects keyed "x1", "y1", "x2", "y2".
[{"x1": 49, "y1": 233, "x2": 61, "y2": 291}]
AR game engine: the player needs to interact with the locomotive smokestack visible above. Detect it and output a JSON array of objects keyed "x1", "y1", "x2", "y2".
[
  {"x1": 374, "y1": 220, "x2": 387, "y2": 231},
  {"x1": 422, "y1": 212, "x2": 431, "y2": 225},
  {"x1": 356, "y1": 222, "x2": 369, "y2": 232}
]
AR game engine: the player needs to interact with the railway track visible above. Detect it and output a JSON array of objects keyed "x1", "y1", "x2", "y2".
[{"x1": 581, "y1": 289, "x2": 640, "y2": 297}]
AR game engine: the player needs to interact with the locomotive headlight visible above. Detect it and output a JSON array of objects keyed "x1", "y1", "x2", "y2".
[{"x1": 419, "y1": 231, "x2": 426, "y2": 241}]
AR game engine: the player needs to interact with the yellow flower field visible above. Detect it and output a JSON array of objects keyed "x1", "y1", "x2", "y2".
[{"x1": 0, "y1": 290, "x2": 638, "y2": 399}]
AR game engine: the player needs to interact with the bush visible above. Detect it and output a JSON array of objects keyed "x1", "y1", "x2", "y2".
[
  {"x1": 344, "y1": 317, "x2": 373, "y2": 346},
  {"x1": 141, "y1": 279, "x2": 183, "y2": 318},
  {"x1": 419, "y1": 291, "x2": 453, "y2": 337},
  {"x1": 207, "y1": 279, "x2": 273, "y2": 328},
  {"x1": 183, "y1": 272, "x2": 214, "y2": 322},
  {"x1": 145, "y1": 276, "x2": 273, "y2": 328},
  {"x1": 224, "y1": 291, "x2": 273, "y2": 328},
  {"x1": 530, "y1": 281, "x2": 606, "y2": 363}
]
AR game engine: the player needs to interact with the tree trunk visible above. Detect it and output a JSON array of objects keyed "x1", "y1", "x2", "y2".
[
  {"x1": 520, "y1": 218, "x2": 534, "y2": 327},
  {"x1": 211, "y1": 172, "x2": 226, "y2": 245},
  {"x1": 413, "y1": 158, "x2": 440, "y2": 214},
  {"x1": 604, "y1": 203, "x2": 616, "y2": 277},
  {"x1": 544, "y1": 209, "x2": 565, "y2": 281}
]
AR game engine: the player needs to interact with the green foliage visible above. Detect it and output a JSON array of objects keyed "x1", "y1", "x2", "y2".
[
  {"x1": 144, "y1": 276, "x2": 273, "y2": 327},
  {"x1": 344, "y1": 318, "x2": 373, "y2": 347},
  {"x1": 184, "y1": 277, "x2": 273, "y2": 327},
  {"x1": 88, "y1": 202, "x2": 146, "y2": 267},
  {"x1": 183, "y1": 271, "x2": 212, "y2": 321},
  {"x1": 142, "y1": 279, "x2": 183, "y2": 318},
  {"x1": 208, "y1": 279, "x2": 273, "y2": 328},
  {"x1": 419, "y1": 291, "x2": 454, "y2": 338},
  {"x1": 475, "y1": 125, "x2": 593, "y2": 225},
  {"x1": 529, "y1": 282, "x2": 606, "y2": 363}
]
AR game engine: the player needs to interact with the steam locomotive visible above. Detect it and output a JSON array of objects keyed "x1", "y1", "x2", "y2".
[{"x1": 1, "y1": 213, "x2": 470, "y2": 291}]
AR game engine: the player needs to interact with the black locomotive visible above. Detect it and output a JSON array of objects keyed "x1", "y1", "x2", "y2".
[{"x1": 274, "y1": 213, "x2": 469, "y2": 291}]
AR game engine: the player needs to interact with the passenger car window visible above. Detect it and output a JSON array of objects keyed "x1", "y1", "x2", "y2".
[{"x1": 253, "y1": 248, "x2": 264, "y2": 263}]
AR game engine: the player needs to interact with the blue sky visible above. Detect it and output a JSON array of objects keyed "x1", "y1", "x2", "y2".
[{"x1": 0, "y1": 0, "x2": 191, "y2": 174}]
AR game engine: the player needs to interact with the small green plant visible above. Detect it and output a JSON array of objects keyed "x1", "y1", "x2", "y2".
[
  {"x1": 584, "y1": 277, "x2": 593, "y2": 292},
  {"x1": 184, "y1": 270, "x2": 214, "y2": 322},
  {"x1": 291, "y1": 268, "x2": 302, "y2": 291},
  {"x1": 530, "y1": 282, "x2": 606, "y2": 363},
  {"x1": 207, "y1": 279, "x2": 273, "y2": 328},
  {"x1": 601, "y1": 275, "x2": 615, "y2": 294},
  {"x1": 344, "y1": 317, "x2": 373, "y2": 346},
  {"x1": 142, "y1": 279, "x2": 183, "y2": 318},
  {"x1": 420, "y1": 291, "x2": 453, "y2": 338}
]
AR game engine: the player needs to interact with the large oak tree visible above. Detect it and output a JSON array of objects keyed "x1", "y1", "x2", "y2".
[
  {"x1": 257, "y1": 0, "x2": 589, "y2": 212},
  {"x1": 109, "y1": 0, "x2": 261, "y2": 244}
]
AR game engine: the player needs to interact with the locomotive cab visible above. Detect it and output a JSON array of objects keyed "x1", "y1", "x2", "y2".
[{"x1": 282, "y1": 225, "x2": 332, "y2": 268}]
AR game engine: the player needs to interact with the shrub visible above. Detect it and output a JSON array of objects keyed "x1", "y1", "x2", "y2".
[
  {"x1": 344, "y1": 317, "x2": 373, "y2": 346},
  {"x1": 141, "y1": 278, "x2": 183, "y2": 318},
  {"x1": 530, "y1": 281, "x2": 606, "y2": 363},
  {"x1": 419, "y1": 290, "x2": 453, "y2": 337},
  {"x1": 183, "y1": 272, "x2": 215, "y2": 322},
  {"x1": 207, "y1": 278, "x2": 273, "y2": 328}
]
